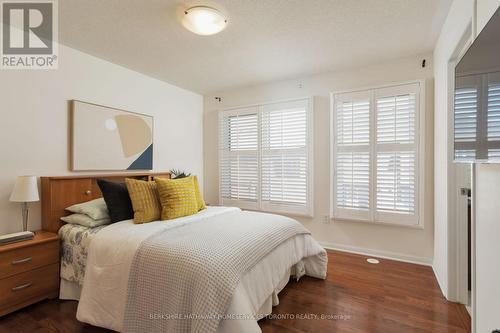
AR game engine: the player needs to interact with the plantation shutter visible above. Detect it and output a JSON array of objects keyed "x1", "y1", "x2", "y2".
[
  {"x1": 335, "y1": 151, "x2": 370, "y2": 209},
  {"x1": 219, "y1": 108, "x2": 259, "y2": 210},
  {"x1": 454, "y1": 75, "x2": 479, "y2": 161},
  {"x1": 261, "y1": 99, "x2": 311, "y2": 214},
  {"x1": 453, "y1": 72, "x2": 500, "y2": 161},
  {"x1": 333, "y1": 92, "x2": 371, "y2": 221},
  {"x1": 487, "y1": 72, "x2": 500, "y2": 159},
  {"x1": 487, "y1": 83, "x2": 500, "y2": 141},
  {"x1": 376, "y1": 151, "x2": 415, "y2": 212},
  {"x1": 374, "y1": 84, "x2": 419, "y2": 224},
  {"x1": 332, "y1": 82, "x2": 421, "y2": 226},
  {"x1": 219, "y1": 98, "x2": 313, "y2": 215}
]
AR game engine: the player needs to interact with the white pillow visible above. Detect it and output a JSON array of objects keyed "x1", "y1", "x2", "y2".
[
  {"x1": 66, "y1": 198, "x2": 109, "y2": 220},
  {"x1": 61, "y1": 213, "x2": 111, "y2": 228}
]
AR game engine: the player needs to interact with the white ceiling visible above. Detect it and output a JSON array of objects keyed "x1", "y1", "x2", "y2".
[{"x1": 59, "y1": 0, "x2": 453, "y2": 94}]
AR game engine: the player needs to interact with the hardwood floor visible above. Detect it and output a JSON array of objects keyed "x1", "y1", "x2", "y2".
[{"x1": 0, "y1": 250, "x2": 470, "y2": 333}]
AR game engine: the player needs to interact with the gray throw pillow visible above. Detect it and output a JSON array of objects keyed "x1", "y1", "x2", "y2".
[
  {"x1": 66, "y1": 198, "x2": 110, "y2": 220},
  {"x1": 61, "y1": 213, "x2": 111, "y2": 228}
]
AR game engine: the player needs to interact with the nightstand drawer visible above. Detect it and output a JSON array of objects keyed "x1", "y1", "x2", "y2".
[
  {"x1": 0, "y1": 240, "x2": 59, "y2": 279},
  {"x1": 0, "y1": 263, "x2": 59, "y2": 311}
]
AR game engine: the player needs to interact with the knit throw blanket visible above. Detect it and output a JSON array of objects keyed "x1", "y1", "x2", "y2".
[{"x1": 123, "y1": 210, "x2": 311, "y2": 333}]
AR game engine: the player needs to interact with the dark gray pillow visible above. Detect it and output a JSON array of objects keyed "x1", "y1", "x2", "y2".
[{"x1": 97, "y1": 179, "x2": 134, "y2": 223}]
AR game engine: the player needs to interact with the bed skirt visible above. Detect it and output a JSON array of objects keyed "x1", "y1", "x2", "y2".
[
  {"x1": 59, "y1": 267, "x2": 290, "y2": 321},
  {"x1": 60, "y1": 279, "x2": 82, "y2": 301}
]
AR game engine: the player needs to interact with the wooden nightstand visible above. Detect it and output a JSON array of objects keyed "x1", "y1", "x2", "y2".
[{"x1": 0, "y1": 231, "x2": 59, "y2": 316}]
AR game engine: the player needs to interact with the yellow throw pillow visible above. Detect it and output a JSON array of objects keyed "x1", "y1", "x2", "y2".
[
  {"x1": 155, "y1": 177, "x2": 198, "y2": 220},
  {"x1": 125, "y1": 178, "x2": 161, "y2": 224},
  {"x1": 193, "y1": 175, "x2": 206, "y2": 211}
]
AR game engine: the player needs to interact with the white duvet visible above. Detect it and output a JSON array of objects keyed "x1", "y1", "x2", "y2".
[{"x1": 76, "y1": 207, "x2": 327, "y2": 333}]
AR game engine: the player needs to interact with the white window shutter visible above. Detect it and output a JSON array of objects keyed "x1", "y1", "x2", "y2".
[
  {"x1": 454, "y1": 75, "x2": 479, "y2": 161},
  {"x1": 488, "y1": 83, "x2": 500, "y2": 141},
  {"x1": 261, "y1": 99, "x2": 311, "y2": 215},
  {"x1": 487, "y1": 73, "x2": 500, "y2": 161},
  {"x1": 220, "y1": 155, "x2": 258, "y2": 201},
  {"x1": 219, "y1": 99, "x2": 313, "y2": 215},
  {"x1": 376, "y1": 151, "x2": 415, "y2": 213},
  {"x1": 336, "y1": 100, "x2": 370, "y2": 144},
  {"x1": 332, "y1": 92, "x2": 371, "y2": 220},
  {"x1": 335, "y1": 152, "x2": 370, "y2": 210},
  {"x1": 377, "y1": 94, "x2": 415, "y2": 144},
  {"x1": 219, "y1": 110, "x2": 259, "y2": 209},
  {"x1": 455, "y1": 87, "x2": 478, "y2": 143},
  {"x1": 332, "y1": 82, "x2": 421, "y2": 226},
  {"x1": 374, "y1": 84, "x2": 419, "y2": 223},
  {"x1": 454, "y1": 72, "x2": 500, "y2": 161}
]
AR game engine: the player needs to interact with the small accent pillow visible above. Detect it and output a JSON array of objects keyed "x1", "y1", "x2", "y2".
[
  {"x1": 125, "y1": 178, "x2": 161, "y2": 224},
  {"x1": 155, "y1": 177, "x2": 198, "y2": 220},
  {"x1": 61, "y1": 213, "x2": 111, "y2": 228},
  {"x1": 97, "y1": 179, "x2": 134, "y2": 223},
  {"x1": 193, "y1": 175, "x2": 206, "y2": 211},
  {"x1": 66, "y1": 198, "x2": 109, "y2": 220}
]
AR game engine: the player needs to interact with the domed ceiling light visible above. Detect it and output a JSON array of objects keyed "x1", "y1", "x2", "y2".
[{"x1": 182, "y1": 6, "x2": 227, "y2": 36}]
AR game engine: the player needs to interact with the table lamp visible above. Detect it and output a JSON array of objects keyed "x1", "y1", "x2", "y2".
[{"x1": 9, "y1": 176, "x2": 39, "y2": 232}]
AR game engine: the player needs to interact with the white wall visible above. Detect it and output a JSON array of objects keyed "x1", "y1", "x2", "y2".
[
  {"x1": 204, "y1": 56, "x2": 435, "y2": 264},
  {"x1": 432, "y1": 0, "x2": 475, "y2": 299},
  {"x1": 0, "y1": 44, "x2": 204, "y2": 235}
]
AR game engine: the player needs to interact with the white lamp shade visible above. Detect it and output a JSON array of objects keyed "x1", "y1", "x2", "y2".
[
  {"x1": 10, "y1": 176, "x2": 39, "y2": 202},
  {"x1": 182, "y1": 6, "x2": 227, "y2": 36}
]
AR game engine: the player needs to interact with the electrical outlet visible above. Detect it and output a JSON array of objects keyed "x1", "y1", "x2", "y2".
[{"x1": 321, "y1": 215, "x2": 330, "y2": 224}]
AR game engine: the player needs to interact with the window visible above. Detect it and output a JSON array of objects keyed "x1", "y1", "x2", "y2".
[
  {"x1": 454, "y1": 75, "x2": 479, "y2": 161},
  {"x1": 331, "y1": 82, "x2": 423, "y2": 226},
  {"x1": 454, "y1": 71, "x2": 500, "y2": 161},
  {"x1": 219, "y1": 98, "x2": 313, "y2": 216}
]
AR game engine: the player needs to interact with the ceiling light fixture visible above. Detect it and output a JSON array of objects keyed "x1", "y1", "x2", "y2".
[{"x1": 182, "y1": 6, "x2": 227, "y2": 36}]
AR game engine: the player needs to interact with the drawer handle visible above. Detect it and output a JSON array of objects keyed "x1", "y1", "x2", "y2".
[
  {"x1": 12, "y1": 257, "x2": 32, "y2": 265},
  {"x1": 11, "y1": 282, "x2": 32, "y2": 291}
]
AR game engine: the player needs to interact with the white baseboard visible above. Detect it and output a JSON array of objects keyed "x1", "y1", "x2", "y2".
[
  {"x1": 431, "y1": 264, "x2": 450, "y2": 299},
  {"x1": 319, "y1": 241, "x2": 433, "y2": 266}
]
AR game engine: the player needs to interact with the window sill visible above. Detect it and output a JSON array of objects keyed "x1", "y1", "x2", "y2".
[
  {"x1": 238, "y1": 207, "x2": 313, "y2": 219},
  {"x1": 330, "y1": 216, "x2": 423, "y2": 229},
  {"x1": 220, "y1": 200, "x2": 314, "y2": 219}
]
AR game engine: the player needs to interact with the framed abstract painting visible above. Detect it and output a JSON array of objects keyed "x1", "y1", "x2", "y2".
[{"x1": 70, "y1": 100, "x2": 154, "y2": 171}]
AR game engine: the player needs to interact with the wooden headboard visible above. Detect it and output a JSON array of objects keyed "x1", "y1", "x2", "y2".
[{"x1": 41, "y1": 172, "x2": 171, "y2": 233}]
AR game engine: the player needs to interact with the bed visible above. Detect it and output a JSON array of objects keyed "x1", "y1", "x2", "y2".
[{"x1": 41, "y1": 173, "x2": 328, "y2": 333}]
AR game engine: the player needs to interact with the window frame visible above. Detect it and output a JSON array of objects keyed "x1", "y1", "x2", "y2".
[
  {"x1": 330, "y1": 81, "x2": 425, "y2": 228},
  {"x1": 218, "y1": 97, "x2": 314, "y2": 217}
]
